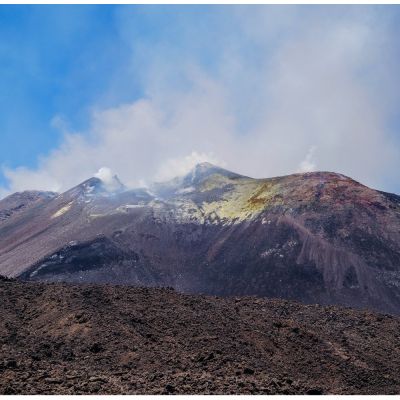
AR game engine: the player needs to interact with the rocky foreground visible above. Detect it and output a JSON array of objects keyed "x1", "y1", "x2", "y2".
[{"x1": 1, "y1": 277, "x2": 400, "y2": 395}]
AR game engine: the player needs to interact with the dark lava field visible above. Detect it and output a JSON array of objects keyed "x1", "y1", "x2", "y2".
[{"x1": 1, "y1": 277, "x2": 400, "y2": 395}]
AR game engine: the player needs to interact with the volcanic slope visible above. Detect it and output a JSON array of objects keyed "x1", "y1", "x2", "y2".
[
  {"x1": 0, "y1": 163, "x2": 400, "y2": 314},
  {"x1": 1, "y1": 279, "x2": 400, "y2": 395}
]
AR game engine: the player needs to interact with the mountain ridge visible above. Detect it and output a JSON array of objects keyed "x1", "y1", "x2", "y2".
[{"x1": 1, "y1": 163, "x2": 400, "y2": 314}]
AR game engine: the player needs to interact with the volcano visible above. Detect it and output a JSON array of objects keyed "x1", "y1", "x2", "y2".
[{"x1": 1, "y1": 163, "x2": 400, "y2": 314}]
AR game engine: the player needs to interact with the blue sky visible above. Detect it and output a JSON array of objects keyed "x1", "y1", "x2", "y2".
[
  {"x1": 1, "y1": 5, "x2": 400, "y2": 195},
  {"x1": 0, "y1": 6, "x2": 132, "y2": 181}
]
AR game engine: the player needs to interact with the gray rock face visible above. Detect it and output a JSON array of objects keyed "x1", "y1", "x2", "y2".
[{"x1": 1, "y1": 163, "x2": 400, "y2": 314}]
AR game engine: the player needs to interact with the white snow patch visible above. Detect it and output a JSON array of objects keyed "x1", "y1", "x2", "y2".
[{"x1": 51, "y1": 202, "x2": 73, "y2": 218}]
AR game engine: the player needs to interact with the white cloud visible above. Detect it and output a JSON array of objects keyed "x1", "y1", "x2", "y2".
[
  {"x1": 298, "y1": 146, "x2": 317, "y2": 173},
  {"x1": 1, "y1": 6, "x2": 399, "y2": 197},
  {"x1": 94, "y1": 167, "x2": 124, "y2": 192},
  {"x1": 155, "y1": 151, "x2": 223, "y2": 183},
  {"x1": 94, "y1": 167, "x2": 114, "y2": 184}
]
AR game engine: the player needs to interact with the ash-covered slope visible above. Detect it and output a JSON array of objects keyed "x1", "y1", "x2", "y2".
[
  {"x1": 0, "y1": 190, "x2": 56, "y2": 222},
  {"x1": 1, "y1": 279, "x2": 400, "y2": 395},
  {"x1": 1, "y1": 163, "x2": 400, "y2": 314}
]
